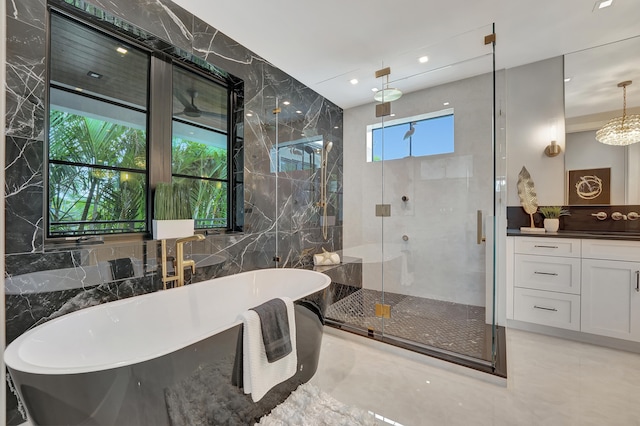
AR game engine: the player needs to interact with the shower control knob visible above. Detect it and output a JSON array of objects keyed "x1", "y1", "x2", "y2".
[
  {"x1": 402, "y1": 195, "x2": 409, "y2": 202},
  {"x1": 591, "y1": 212, "x2": 607, "y2": 220},
  {"x1": 628, "y1": 212, "x2": 639, "y2": 221}
]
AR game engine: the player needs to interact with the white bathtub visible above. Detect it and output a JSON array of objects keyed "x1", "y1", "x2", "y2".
[{"x1": 5, "y1": 267, "x2": 331, "y2": 425}]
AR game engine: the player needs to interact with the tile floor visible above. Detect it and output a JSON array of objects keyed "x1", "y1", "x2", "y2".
[
  {"x1": 16, "y1": 327, "x2": 640, "y2": 425},
  {"x1": 326, "y1": 289, "x2": 487, "y2": 359},
  {"x1": 310, "y1": 327, "x2": 640, "y2": 426}
]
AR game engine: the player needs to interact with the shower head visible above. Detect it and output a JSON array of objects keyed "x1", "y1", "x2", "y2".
[{"x1": 324, "y1": 141, "x2": 333, "y2": 154}]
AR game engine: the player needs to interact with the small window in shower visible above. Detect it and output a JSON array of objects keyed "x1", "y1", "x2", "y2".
[{"x1": 366, "y1": 108, "x2": 454, "y2": 162}]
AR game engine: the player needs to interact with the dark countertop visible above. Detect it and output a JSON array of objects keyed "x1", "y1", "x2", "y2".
[{"x1": 507, "y1": 229, "x2": 640, "y2": 241}]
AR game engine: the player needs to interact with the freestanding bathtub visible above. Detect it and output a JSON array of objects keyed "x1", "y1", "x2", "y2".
[{"x1": 4, "y1": 268, "x2": 331, "y2": 425}]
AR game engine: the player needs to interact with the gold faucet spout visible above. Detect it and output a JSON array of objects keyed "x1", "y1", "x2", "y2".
[{"x1": 176, "y1": 234, "x2": 205, "y2": 244}]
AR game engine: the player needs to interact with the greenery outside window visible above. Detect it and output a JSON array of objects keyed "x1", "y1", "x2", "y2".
[
  {"x1": 172, "y1": 66, "x2": 230, "y2": 229},
  {"x1": 48, "y1": 14, "x2": 149, "y2": 236},
  {"x1": 47, "y1": 9, "x2": 243, "y2": 238}
]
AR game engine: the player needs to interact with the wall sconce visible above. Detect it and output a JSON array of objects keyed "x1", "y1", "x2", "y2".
[
  {"x1": 544, "y1": 122, "x2": 561, "y2": 157},
  {"x1": 544, "y1": 140, "x2": 561, "y2": 157}
]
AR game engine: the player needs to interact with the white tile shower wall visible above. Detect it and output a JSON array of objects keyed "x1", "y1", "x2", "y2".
[{"x1": 343, "y1": 73, "x2": 495, "y2": 307}]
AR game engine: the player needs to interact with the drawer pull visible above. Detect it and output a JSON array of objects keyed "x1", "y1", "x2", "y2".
[
  {"x1": 533, "y1": 245, "x2": 559, "y2": 249},
  {"x1": 636, "y1": 271, "x2": 639, "y2": 293},
  {"x1": 533, "y1": 305, "x2": 558, "y2": 312},
  {"x1": 534, "y1": 271, "x2": 559, "y2": 276}
]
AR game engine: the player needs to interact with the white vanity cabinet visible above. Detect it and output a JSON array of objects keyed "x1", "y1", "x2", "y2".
[
  {"x1": 508, "y1": 236, "x2": 640, "y2": 343},
  {"x1": 581, "y1": 240, "x2": 640, "y2": 341},
  {"x1": 512, "y1": 237, "x2": 581, "y2": 331}
]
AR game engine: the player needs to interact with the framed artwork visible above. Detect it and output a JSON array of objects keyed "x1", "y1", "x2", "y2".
[{"x1": 567, "y1": 167, "x2": 610, "y2": 205}]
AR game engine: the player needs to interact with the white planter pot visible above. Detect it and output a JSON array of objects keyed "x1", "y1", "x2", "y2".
[
  {"x1": 543, "y1": 218, "x2": 560, "y2": 233},
  {"x1": 152, "y1": 219, "x2": 195, "y2": 240}
]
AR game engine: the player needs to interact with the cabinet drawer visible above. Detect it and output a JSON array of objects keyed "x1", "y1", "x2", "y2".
[
  {"x1": 582, "y1": 239, "x2": 640, "y2": 262},
  {"x1": 514, "y1": 288, "x2": 580, "y2": 331},
  {"x1": 515, "y1": 238, "x2": 581, "y2": 257},
  {"x1": 514, "y1": 254, "x2": 581, "y2": 294}
]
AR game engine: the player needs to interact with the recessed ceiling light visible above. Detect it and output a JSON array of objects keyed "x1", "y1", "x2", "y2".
[
  {"x1": 418, "y1": 56, "x2": 429, "y2": 63},
  {"x1": 350, "y1": 78, "x2": 358, "y2": 85},
  {"x1": 116, "y1": 47, "x2": 128, "y2": 54},
  {"x1": 246, "y1": 113, "x2": 253, "y2": 117},
  {"x1": 283, "y1": 101, "x2": 291, "y2": 105},
  {"x1": 87, "y1": 71, "x2": 103, "y2": 79},
  {"x1": 74, "y1": 87, "x2": 83, "y2": 92},
  {"x1": 390, "y1": 113, "x2": 396, "y2": 117},
  {"x1": 334, "y1": 126, "x2": 339, "y2": 129},
  {"x1": 372, "y1": 88, "x2": 379, "y2": 92},
  {"x1": 564, "y1": 77, "x2": 572, "y2": 83},
  {"x1": 443, "y1": 102, "x2": 450, "y2": 106},
  {"x1": 296, "y1": 110, "x2": 302, "y2": 114},
  {"x1": 595, "y1": 0, "x2": 613, "y2": 9}
]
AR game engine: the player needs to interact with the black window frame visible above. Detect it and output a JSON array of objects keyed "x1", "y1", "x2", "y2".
[{"x1": 44, "y1": 4, "x2": 244, "y2": 240}]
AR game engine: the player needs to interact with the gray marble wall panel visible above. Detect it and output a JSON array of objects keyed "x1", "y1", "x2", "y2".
[
  {"x1": 5, "y1": 0, "x2": 343, "y2": 422},
  {"x1": 4, "y1": 137, "x2": 44, "y2": 253},
  {"x1": 5, "y1": 18, "x2": 45, "y2": 141}
]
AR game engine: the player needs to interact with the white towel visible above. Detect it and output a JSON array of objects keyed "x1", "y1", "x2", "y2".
[{"x1": 241, "y1": 297, "x2": 297, "y2": 402}]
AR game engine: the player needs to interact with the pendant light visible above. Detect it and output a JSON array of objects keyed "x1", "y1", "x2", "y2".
[
  {"x1": 595, "y1": 80, "x2": 640, "y2": 146},
  {"x1": 374, "y1": 68, "x2": 402, "y2": 102}
]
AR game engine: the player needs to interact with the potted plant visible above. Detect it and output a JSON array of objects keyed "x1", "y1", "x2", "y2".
[
  {"x1": 152, "y1": 182, "x2": 195, "y2": 239},
  {"x1": 538, "y1": 206, "x2": 570, "y2": 233}
]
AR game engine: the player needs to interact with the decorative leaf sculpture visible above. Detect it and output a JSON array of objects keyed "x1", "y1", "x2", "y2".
[{"x1": 517, "y1": 166, "x2": 539, "y2": 228}]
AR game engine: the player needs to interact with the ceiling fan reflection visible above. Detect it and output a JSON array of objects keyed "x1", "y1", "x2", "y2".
[{"x1": 174, "y1": 88, "x2": 225, "y2": 120}]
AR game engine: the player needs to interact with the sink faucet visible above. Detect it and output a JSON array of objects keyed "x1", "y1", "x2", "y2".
[{"x1": 160, "y1": 234, "x2": 206, "y2": 289}]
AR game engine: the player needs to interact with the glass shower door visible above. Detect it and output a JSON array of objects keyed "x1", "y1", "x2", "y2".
[
  {"x1": 376, "y1": 25, "x2": 498, "y2": 366},
  {"x1": 329, "y1": 24, "x2": 502, "y2": 373}
]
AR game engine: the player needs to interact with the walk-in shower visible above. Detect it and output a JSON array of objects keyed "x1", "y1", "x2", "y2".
[{"x1": 267, "y1": 24, "x2": 505, "y2": 375}]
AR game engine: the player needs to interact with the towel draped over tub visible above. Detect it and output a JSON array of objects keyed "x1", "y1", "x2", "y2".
[{"x1": 239, "y1": 297, "x2": 297, "y2": 402}]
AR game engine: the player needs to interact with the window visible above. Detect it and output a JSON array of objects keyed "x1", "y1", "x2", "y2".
[
  {"x1": 367, "y1": 109, "x2": 454, "y2": 162},
  {"x1": 172, "y1": 66, "x2": 230, "y2": 229},
  {"x1": 47, "y1": 10, "x2": 242, "y2": 238},
  {"x1": 48, "y1": 14, "x2": 149, "y2": 236}
]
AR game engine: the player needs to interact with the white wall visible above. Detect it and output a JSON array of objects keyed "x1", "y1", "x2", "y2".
[
  {"x1": 506, "y1": 56, "x2": 565, "y2": 206},
  {"x1": 565, "y1": 130, "x2": 626, "y2": 204},
  {"x1": 628, "y1": 143, "x2": 640, "y2": 204},
  {"x1": 344, "y1": 73, "x2": 495, "y2": 307}
]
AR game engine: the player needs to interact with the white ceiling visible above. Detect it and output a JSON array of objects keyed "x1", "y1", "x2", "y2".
[{"x1": 173, "y1": 0, "x2": 640, "y2": 113}]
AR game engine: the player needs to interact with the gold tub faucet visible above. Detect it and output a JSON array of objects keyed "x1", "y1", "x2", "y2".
[{"x1": 161, "y1": 234, "x2": 206, "y2": 288}]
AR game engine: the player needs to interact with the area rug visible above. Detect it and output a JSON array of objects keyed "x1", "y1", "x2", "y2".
[{"x1": 256, "y1": 383, "x2": 376, "y2": 425}]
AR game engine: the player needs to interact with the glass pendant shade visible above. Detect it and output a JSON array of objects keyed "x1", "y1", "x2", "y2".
[
  {"x1": 596, "y1": 80, "x2": 640, "y2": 146},
  {"x1": 374, "y1": 87, "x2": 403, "y2": 102},
  {"x1": 595, "y1": 114, "x2": 640, "y2": 146}
]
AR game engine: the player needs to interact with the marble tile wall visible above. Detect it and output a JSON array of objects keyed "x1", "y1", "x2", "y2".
[{"x1": 4, "y1": 0, "x2": 343, "y2": 423}]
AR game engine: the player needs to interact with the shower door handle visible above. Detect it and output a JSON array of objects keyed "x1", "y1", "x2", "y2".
[{"x1": 477, "y1": 210, "x2": 485, "y2": 244}]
